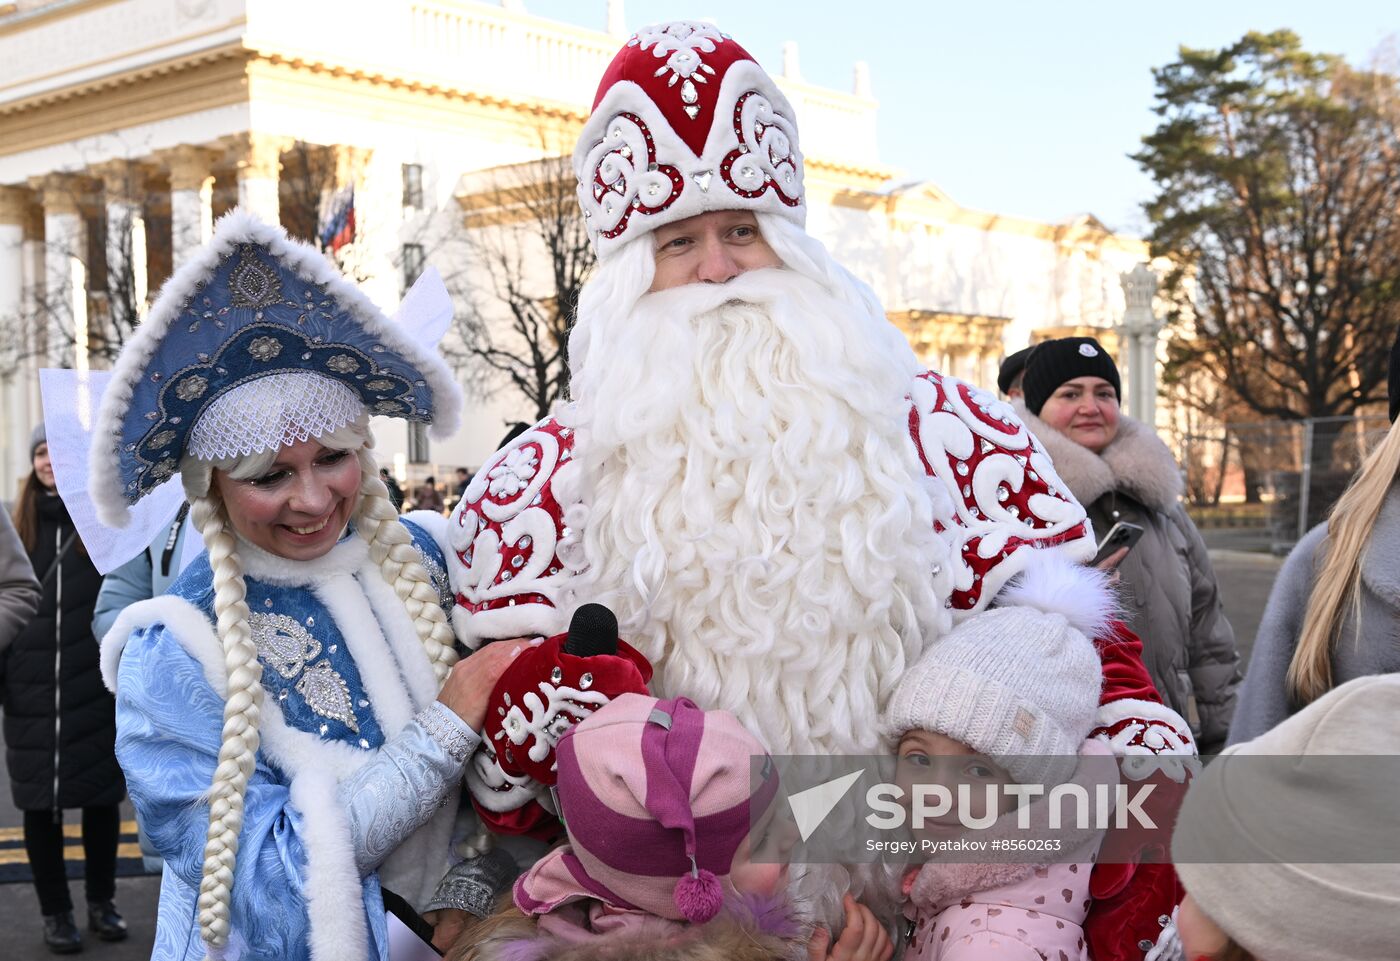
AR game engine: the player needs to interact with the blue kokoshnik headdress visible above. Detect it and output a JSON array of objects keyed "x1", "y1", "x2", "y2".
[{"x1": 88, "y1": 209, "x2": 462, "y2": 528}]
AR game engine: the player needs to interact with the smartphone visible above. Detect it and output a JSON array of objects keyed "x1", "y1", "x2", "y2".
[
  {"x1": 1092, "y1": 521, "x2": 1145, "y2": 566},
  {"x1": 383, "y1": 888, "x2": 444, "y2": 959}
]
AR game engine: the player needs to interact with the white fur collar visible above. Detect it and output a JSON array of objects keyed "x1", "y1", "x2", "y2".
[
  {"x1": 1014, "y1": 400, "x2": 1183, "y2": 512},
  {"x1": 236, "y1": 530, "x2": 369, "y2": 586}
]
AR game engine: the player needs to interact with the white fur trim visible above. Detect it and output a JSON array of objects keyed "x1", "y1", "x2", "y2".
[
  {"x1": 356, "y1": 562, "x2": 440, "y2": 710},
  {"x1": 1095, "y1": 697, "x2": 1196, "y2": 740},
  {"x1": 237, "y1": 533, "x2": 369, "y2": 587},
  {"x1": 453, "y1": 600, "x2": 566, "y2": 649},
  {"x1": 1092, "y1": 697, "x2": 1200, "y2": 783},
  {"x1": 101, "y1": 595, "x2": 226, "y2": 695},
  {"x1": 88, "y1": 209, "x2": 463, "y2": 528},
  {"x1": 288, "y1": 768, "x2": 370, "y2": 961},
  {"x1": 995, "y1": 551, "x2": 1118, "y2": 641},
  {"x1": 313, "y1": 573, "x2": 415, "y2": 735}
]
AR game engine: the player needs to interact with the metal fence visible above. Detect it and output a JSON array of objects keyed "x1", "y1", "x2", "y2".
[{"x1": 1174, "y1": 415, "x2": 1391, "y2": 554}]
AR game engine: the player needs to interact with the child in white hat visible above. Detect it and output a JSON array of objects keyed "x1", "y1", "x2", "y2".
[{"x1": 881, "y1": 554, "x2": 1116, "y2": 960}]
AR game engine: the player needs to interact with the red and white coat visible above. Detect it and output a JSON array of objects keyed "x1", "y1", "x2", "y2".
[{"x1": 442, "y1": 369, "x2": 1194, "y2": 961}]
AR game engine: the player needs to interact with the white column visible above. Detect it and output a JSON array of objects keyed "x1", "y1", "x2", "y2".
[
  {"x1": 163, "y1": 145, "x2": 218, "y2": 267},
  {"x1": 31, "y1": 175, "x2": 92, "y2": 371},
  {"x1": 1118, "y1": 263, "x2": 1162, "y2": 425},
  {"x1": 782, "y1": 41, "x2": 801, "y2": 80},
  {"x1": 96, "y1": 161, "x2": 151, "y2": 327},
  {"x1": 606, "y1": 0, "x2": 625, "y2": 36},
  {"x1": 0, "y1": 186, "x2": 36, "y2": 493},
  {"x1": 235, "y1": 134, "x2": 285, "y2": 223},
  {"x1": 853, "y1": 61, "x2": 872, "y2": 97}
]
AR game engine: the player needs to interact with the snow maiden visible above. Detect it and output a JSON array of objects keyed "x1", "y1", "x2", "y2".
[{"x1": 85, "y1": 212, "x2": 522, "y2": 960}]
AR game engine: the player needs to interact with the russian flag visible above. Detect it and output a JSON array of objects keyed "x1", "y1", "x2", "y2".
[{"x1": 319, "y1": 186, "x2": 355, "y2": 252}]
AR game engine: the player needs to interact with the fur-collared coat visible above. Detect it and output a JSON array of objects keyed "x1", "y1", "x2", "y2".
[{"x1": 1015, "y1": 403, "x2": 1242, "y2": 750}]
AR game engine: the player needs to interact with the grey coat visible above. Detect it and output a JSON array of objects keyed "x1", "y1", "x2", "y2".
[
  {"x1": 1017, "y1": 403, "x2": 1242, "y2": 750},
  {"x1": 1227, "y1": 486, "x2": 1400, "y2": 745},
  {"x1": 0, "y1": 508, "x2": 41, "y2": 655}
]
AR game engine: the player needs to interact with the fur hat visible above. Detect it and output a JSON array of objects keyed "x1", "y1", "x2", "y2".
[
  {"x1": 574, "y1": 21, "x2": 805, "y2": 259},
  {"x1": 1021, "y1": 337, "x2": 1121, "y2": 415},
  {"x1": 881, "y1": 552, "x2": 1111, "y2": 785},
  {"x1": 1172, "y1": 674, "x2": 1400, "y2": 961},
  {"x1": 515, "y1": 695, "x2": 779, "y2": 925}
]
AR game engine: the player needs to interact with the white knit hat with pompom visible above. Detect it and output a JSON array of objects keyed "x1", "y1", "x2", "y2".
[{"x1": 881, "y1": 551, "x2": 1114, "y2": 785}]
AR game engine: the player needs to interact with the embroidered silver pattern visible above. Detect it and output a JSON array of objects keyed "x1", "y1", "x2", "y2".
[
  {"x1": 326, "y1": 354, "x2": 360, "y2": 374},
  {"x1": 417, "y1": 706, "x2": 476, "y2": 764},
  {"x1": 296, "y1": 660, "x2": 360, "y2": 733},
  {"x1": 250, "y1": 612, "x2": 322, "y2": 678},
  {"x1": 247, "y1": 336, "x2": 283, "y2": 361},
  {"x1": 174, "y1": 375, "x2": 208, "y2": 401},
  {"x1": 414, "y1": 546, "x2": 454, "y2": 610},
  {"x1": 229, "y1": 252, "x2": 282, "y2": 308}
]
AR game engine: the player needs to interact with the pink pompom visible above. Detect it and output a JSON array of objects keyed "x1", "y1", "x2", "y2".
[{"x1": 673, "y1": 868, "x2": 723, "y2": 923}]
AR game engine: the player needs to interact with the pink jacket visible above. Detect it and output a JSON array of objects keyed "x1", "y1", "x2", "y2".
[
  {"x1": 903, "y1": 855, "x2": 1095, "y2": 960},
  {"x1": 901, "y1": 739, "x2": 1113, "y2": 960}
]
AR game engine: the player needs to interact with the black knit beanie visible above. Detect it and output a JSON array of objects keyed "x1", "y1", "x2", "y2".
[
  {"x1": 1021, "y1": 337, "x2": 1121, "y2": 415},
  {"x1": 1390, "y1": 330, "x2": 1400, "y2": 422},
  {"x1": 997, "y1": 345, "x2": 1034, "y2": 395}
]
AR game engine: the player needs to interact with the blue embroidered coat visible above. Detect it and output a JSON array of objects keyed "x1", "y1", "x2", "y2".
[{"x1": 102, "y1": 517, "x2": 471, "y2": 961}]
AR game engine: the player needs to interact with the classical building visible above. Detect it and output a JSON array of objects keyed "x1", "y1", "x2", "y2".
[{"x1": 0, "y1": 0, "x2": 1154, "y2": 496}]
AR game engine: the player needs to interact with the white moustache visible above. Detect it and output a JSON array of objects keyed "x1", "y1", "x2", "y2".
[{"x1": 630, "y1": 265, "x2": 802, "y2": 317}]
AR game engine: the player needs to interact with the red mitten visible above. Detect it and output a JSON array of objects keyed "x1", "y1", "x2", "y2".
[{"x1": 466, "y1": 604, "x2": 653, "y2": 834}]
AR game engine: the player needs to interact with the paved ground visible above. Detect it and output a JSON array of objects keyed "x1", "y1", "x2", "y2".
[{"x1": 0, "y1": 549, "x2": 1284, "y2": 959}]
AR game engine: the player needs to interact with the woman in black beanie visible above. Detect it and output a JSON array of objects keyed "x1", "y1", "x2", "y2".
[{"x1": 1016, "y1": 338, "x2": 1241, "y2": 752}]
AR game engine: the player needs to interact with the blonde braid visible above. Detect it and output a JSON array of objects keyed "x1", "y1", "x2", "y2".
[
  {"x1": 353, "y1": 448, "x2": 457, "y2": 684},
  {"x1": 188, "y1": 492, "x2": 265, "y2": 949}
]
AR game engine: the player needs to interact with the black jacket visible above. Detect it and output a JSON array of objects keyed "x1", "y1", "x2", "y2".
[{"x1": 2, "y1": 491, "x2": 125, "y2": 811}]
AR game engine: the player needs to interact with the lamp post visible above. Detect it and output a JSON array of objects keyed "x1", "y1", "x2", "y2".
[{"x1": 1118, "y1": 263, "x2": 1163, "y2": 424}]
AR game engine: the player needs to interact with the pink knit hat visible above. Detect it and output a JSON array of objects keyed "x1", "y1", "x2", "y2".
[{"x1": 514, "y1": 694, "x2": 780, "y2": 924}]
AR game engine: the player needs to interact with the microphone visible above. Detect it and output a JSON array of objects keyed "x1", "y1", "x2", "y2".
[{"x1": 565, "y1": 604, "x2": 619, "y2": 658}]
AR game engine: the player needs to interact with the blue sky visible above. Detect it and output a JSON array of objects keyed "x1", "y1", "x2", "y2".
[{"x1": 528, "y1": 1, "x2": 1397, "y2": 237}]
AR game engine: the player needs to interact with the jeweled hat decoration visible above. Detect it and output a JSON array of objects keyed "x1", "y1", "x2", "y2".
[
  {"x1": 574, "y1": 20, "x2": 806, "y2": 258},
  {"x1": 88, "y1": 210, "x2": 463, "y2": 528}
]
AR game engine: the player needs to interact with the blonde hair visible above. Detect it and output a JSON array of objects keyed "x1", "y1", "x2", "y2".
[
  {"x1": 180, "y1": 414, "x2": 457, "y2": 948},
  {"x1": 1290, "y1": 420, "x2": 1400, "y2": 706}
]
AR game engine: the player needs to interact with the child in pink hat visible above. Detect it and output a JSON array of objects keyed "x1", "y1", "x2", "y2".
[{"x1": 448, "y1": 693, "x2": 892, "y2": 961}]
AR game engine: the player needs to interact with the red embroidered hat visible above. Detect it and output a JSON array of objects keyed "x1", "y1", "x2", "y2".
[{"x1": 574, "y1": 21, "x2": 806, "y2": 258}]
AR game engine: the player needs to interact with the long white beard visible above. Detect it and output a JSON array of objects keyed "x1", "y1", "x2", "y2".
[{"x1": 566, "y1": 266, "x2": 952, "y2": 756}]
